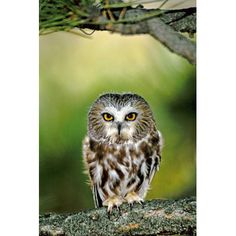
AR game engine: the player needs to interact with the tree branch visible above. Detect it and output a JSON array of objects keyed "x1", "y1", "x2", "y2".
[
  {"x1": 39, "y1": 197, "x2": 196, "y2": 235},
  {"x1": 40, "y1": 0, "x2": 196, "y2": 64},
  {"x1": 148, "y1": 17, "x2": 196, "y2": 64}
]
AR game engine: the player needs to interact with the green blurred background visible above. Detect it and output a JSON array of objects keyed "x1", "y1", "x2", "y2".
[{"x1": 39, "y1": 31, "x2": 196, "y2": 213}]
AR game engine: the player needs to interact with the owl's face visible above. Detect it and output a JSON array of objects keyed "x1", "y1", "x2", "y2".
[{"x1": 88, "y1": 93, "x2": 156, "y2": 144}]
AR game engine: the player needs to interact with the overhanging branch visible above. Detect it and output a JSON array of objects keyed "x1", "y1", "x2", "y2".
[
  {"x1": 40, "y1": 0, "x2": 196, "y2": 64},
  {"x1": 39, "y1": 197, "x2": 196, "y2": 235}
]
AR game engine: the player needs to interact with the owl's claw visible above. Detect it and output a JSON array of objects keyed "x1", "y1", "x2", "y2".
[
  {"x1": 117, "y1": 205, "x2": 122, "y2": 216},
  {"x1": 140, "y1": 201, "x2": 145, "y2": 208},
  {"x1": 129, "y1": 202, "x2": 134, "y2": 211},
  {"x1": 125, "y1": 192, "x2": 144, "y2": 205},
  {"x1": 103, "y1": 196, "x2": 123, "y2": 214},
  {"x1": 139, "y1": 199, "x2": 144, "y2": 205}
]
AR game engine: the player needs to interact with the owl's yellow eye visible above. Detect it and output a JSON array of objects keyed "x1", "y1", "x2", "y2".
[
  {"x1": 125, "y1": 112, "x2": 137, "y2": 121},
  {"x1": 102, "y1": 113, "x2": 114, "y2": 121}
]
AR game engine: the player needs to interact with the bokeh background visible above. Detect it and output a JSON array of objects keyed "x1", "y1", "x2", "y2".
[{"x1": 40, "y1": 31, "x2": 196, "y2": 213}]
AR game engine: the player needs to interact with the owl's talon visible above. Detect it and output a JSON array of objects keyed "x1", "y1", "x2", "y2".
[
  {"x1": 107, "y1": 210, "x2": 112, "y2": 220},
  {"x1": 129, "y1": 202, "x2": 133, "y2": 211},
  {"x1": 125, "y1": 192, "x2": 144, "y2": 205},
  {"x1": 138, "y1": 200, "x2": 145, "y2": 209},
  {"x1": 139, "y1": 199, "x2": 144, "y2": 205},
  {"x1": 117, "y1": 205, "x2": 122, "y2": 216},
  {"x1": 103, "y1": 196, "x2": 123, "y2": 213}
]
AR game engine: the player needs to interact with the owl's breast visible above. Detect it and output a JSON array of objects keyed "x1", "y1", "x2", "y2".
[
  {"x1": 97, "y1": 142, "x2": 146, "y2": 197},
  {"x1": 83, "y1": 135, "x2": 161, "y2": 199}
]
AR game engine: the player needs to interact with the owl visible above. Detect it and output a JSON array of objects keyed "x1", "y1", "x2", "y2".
[{"x1": 83, "y1": 93, "x2": 162, "y2": 212}]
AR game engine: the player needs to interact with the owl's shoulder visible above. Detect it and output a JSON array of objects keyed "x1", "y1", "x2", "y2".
[
  {"x1": 83, "y1": 135, "x2": 117, "y2": 161},
  {"x1": 82, "y1": 135, "x2": 90, "y2": 153},
  {"x1": 150, "y1": 130, "x2": 163, "y2": 147},
  {"x1": 135, "y1": 131, "x2": 162, "y2": 160},
  {"x1": 83, "y1": 135, "x2": 107, "y2": 152},
  {"x1": 82, "y1": 135, "x2": 97, "y2": 162},
  {"x1": 137, "y1": 130, "x2": 162, "y2": 147}
]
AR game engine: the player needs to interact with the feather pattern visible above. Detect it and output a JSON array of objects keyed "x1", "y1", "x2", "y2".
[{"x1": 92, "y1": 184, "x2": 103, "y2": 208}]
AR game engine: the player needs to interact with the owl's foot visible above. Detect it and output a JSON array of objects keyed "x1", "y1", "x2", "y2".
[
  {"x1": 124, "y1": 191, "x2": 144, "y2": 205},
  {"x1": 103, "y1": 196, "x2": 123, "y2": 213}
]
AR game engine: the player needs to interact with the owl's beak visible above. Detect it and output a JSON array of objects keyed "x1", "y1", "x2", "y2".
[{"x1": 117, "y1": 122, "x2": 122, "y2": 135}]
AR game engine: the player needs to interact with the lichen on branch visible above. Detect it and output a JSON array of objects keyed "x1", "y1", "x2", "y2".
[{"x1": 39, "y1": 197, "x2": 196, "y2": 236}]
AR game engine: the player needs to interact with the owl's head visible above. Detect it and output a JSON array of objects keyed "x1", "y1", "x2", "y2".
[{"x1": 88, "y1": 93, "x2": 156, "y2": 144}]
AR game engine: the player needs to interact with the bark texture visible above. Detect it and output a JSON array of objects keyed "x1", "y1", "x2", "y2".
[{"x1": 39, "y1": 196, "x2": 196, "y2": 236}]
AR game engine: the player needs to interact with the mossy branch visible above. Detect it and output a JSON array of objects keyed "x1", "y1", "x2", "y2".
[
  {"x1": 39, "y1": 0, "x2": 196, "y2": 64},
  {"x1": 39, "y1": 197, "x2": 196, "y2": 235}
]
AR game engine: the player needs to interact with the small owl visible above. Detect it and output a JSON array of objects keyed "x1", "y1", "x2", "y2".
[{"x1": 83, "y1": 93, "x2": 162, "y2": 212}]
